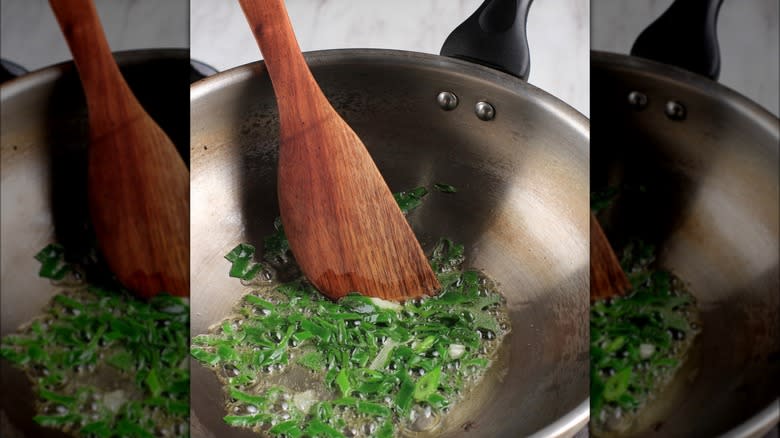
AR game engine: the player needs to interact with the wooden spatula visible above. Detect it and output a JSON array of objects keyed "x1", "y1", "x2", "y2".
[
  {"x1": 590, "y1": 213, "x2": 631, "y2": 301},
  {"x1": 237, "y1": 0, "x2": 440, "y2": 301},
  {"x1": 49, "y1": 0, "x2": 189, "y2": 298}
]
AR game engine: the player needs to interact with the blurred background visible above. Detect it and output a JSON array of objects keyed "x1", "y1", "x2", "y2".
[
  {"x1": 0, "y1": 0, "x2": 188, "y2": 73},
  {"x1": 190, "y1": 0, "x2": 591, "y2": 116},
  {"x1": 592, "y1": 0, "x2": 779, "y2": 117},
  {"x1": 2, "y1": 1, "x2": 777, "y2": 117}
]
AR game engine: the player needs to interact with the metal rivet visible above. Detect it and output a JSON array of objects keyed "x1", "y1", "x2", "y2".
[
  {"x1": 627, "y1": 91, "x2": 648, "y2": 110},
  {"x1": 436, "y1": 91, "x2": 458, "y2": 111},
  {"x1": 475, "y1": 101, "x2": 495, "y2": 121},
  {"x1": 665, "y1": 100, "x2": 686, "y2": 121}
]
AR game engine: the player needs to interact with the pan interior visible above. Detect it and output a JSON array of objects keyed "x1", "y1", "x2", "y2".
[{"x1": 190, "y1": 50, "x2": 589, "y2": 438}]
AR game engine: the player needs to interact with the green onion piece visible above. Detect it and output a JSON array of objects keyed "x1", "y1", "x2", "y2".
[
  {"x1": 34, "y1": 414, "x2": 81, "y2": 427},
  {"x1": 335, "y1": 369, "x2": 351, "y2": 397},
  {"x1": 224, "y1": 243, "x2": 264, "y2": 281},
  {"x1": 376, "y1": 421, "x2": 394, "y2": 438},
  {"x1": 53, "y1": 294, "x2": 84, "y2": 310},
  {"x1": 332, "y1": 397, "x2": 358, "y2": 407},
  {"x1": 357, "y1": 400, "x2": 391, "y2": 417},
  {"x1": 605, "y1": 336, "x2": 625, "y2": 353},
  {"x1": 304, "y1": 419, "x2": 344, "y2": 438},
  {"x1": 297, "y1": 351, "x2": 325, "y2": 371},
  {"x1": 245, "y1": 295, "x2": 276, "y2": 311},
  {"x1": 368, "y1": 339, "x2": 398, "y2": 370},
  {"x1": 114, "y1": 420, "x2": 156, "y2": 438},
  {"x1": 433, "y1": 183, "x2": 457, "y2": 193},
  {"x1": 39, "y1": 389, "x2": 76, "y2": 405},
  {"x1": 81, "y1": 421, "x2": 112, "y2": 437},
  {"x1": 393, "y1": 186, "x2": 428, "y2": 214},
  {"x1": 34, "y1": 243, "x2": 71, "y2": 280},
  {"x1": 145, "y1": 368, "x2": 162, "y2": 397},
  {"x1": 229, "y1": 388, "x2": 268, "y2": 407},
  {"x1": 191, "y1": 348, "x2": 219, "y2": 366},
  {"x1": 413, "y1": 336, "x2": 436, "y2": 353},
  {"x1": 603, "y1": 367, "x2": 632, "y2": 401},
  {"x1": 217, "y1": 344, "x2": 238, "y2": 362},
  {"x1": 269, "y1": 420, "x2": 304, "y2": 437},
  {"x1": 300, "y1": 319, "x2": 331, "y2": 342},
  {"x1": 427, "y1": 393, "x2": 449, "y2": 409},
  {"x1": 430, "y1": 239, "x2": 465, "y2": 273},
  {"x1": 263, "y1": 217, "x2": 291, "y2": 266},
  {"x1": 413, "y1": 366, "x2": 442, "y2": 401},
  {"x1": 395, "y1": 375, "x2": 415, "y2": 415},
  {"x1": 224, "y1": 414, "x2": 269, "y2": 427}
]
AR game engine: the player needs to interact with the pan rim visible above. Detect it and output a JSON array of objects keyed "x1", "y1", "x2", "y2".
[
  {"x1": 528, "y1": 400, "x2": 590, "y2": 438},
  {"x1": 721, "y1": 400, "x2": 780, "y2": 438},
  {"x1": 0, "y1": 48, "x2": 189, "y2": 101},
  {"x1": 189, "y1": 48, "x2": 590, "y2": 145},
  {"x1": 591, "y1": 50, "x2": 780, "y2": 140}
]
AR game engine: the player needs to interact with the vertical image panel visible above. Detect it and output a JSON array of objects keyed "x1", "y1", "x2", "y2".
[
  {"x1": 590, "y1": 0, "x2": 779, "y2": 436},
  {"x1": 189, "y1": 0, "x2": 590, "y2": 437},
  {"x1": 1, "y1": 0, "x2": 191, "y2": 437}
]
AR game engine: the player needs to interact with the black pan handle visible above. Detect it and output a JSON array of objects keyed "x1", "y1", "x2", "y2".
[
  {"x1": 190, "y1": 59, "x2": 219, "y2": 84},
  {"x1": 0, "y1": 58, "x2": 28, "y2": 85},
  {"x1": 630, "y1": 0, "x2": 724, "y2": 80},
  {"x1": 440, "y1": 0, "x2": 534, "y2": 80}
]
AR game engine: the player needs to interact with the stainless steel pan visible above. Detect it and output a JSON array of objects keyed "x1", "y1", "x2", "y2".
[
  {"x1": 188, "y1": 0, "x2": 592, "y2": 430},
  {"x1": 591, "y1": 1, "x2": 779, "y2": 435}
]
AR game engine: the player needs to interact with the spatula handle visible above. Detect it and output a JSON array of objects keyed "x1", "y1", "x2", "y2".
[
  {"x1": 238, "y1": 0, "x2": 324, "y2": 105},
  {"x1": 49, "y1": 0, "x2": 141, "y2": 128}
]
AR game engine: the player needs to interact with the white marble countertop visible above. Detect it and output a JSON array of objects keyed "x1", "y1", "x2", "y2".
[
  {"x1": 191, "y1": 0, "x2": 590, "y2": 117},
  {"x1": 0, "y1": 0, "x2": 188, "y2": 70},
  {"x1": 592, "y1": 0, "x2": 779, "y2": 117}
]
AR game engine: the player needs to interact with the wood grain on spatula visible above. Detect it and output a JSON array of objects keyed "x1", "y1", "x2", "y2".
[
  {"x1": 590, "y1": 214, "x2": 631, "y2": 301},
  {"x1": 49, "y1": 0, "x2": 189, "y2": 298},
  {"x1": 237, "y1": 0, "x2": 439, "y2": 301}
]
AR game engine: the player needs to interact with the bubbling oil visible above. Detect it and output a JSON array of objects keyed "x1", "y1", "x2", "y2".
[
  {"x1": 4, "y1": 286, "x2": 189, "y2": 437},
  {"x1": 201, "y1": 270, "x2": 511, "y2": 438}
]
